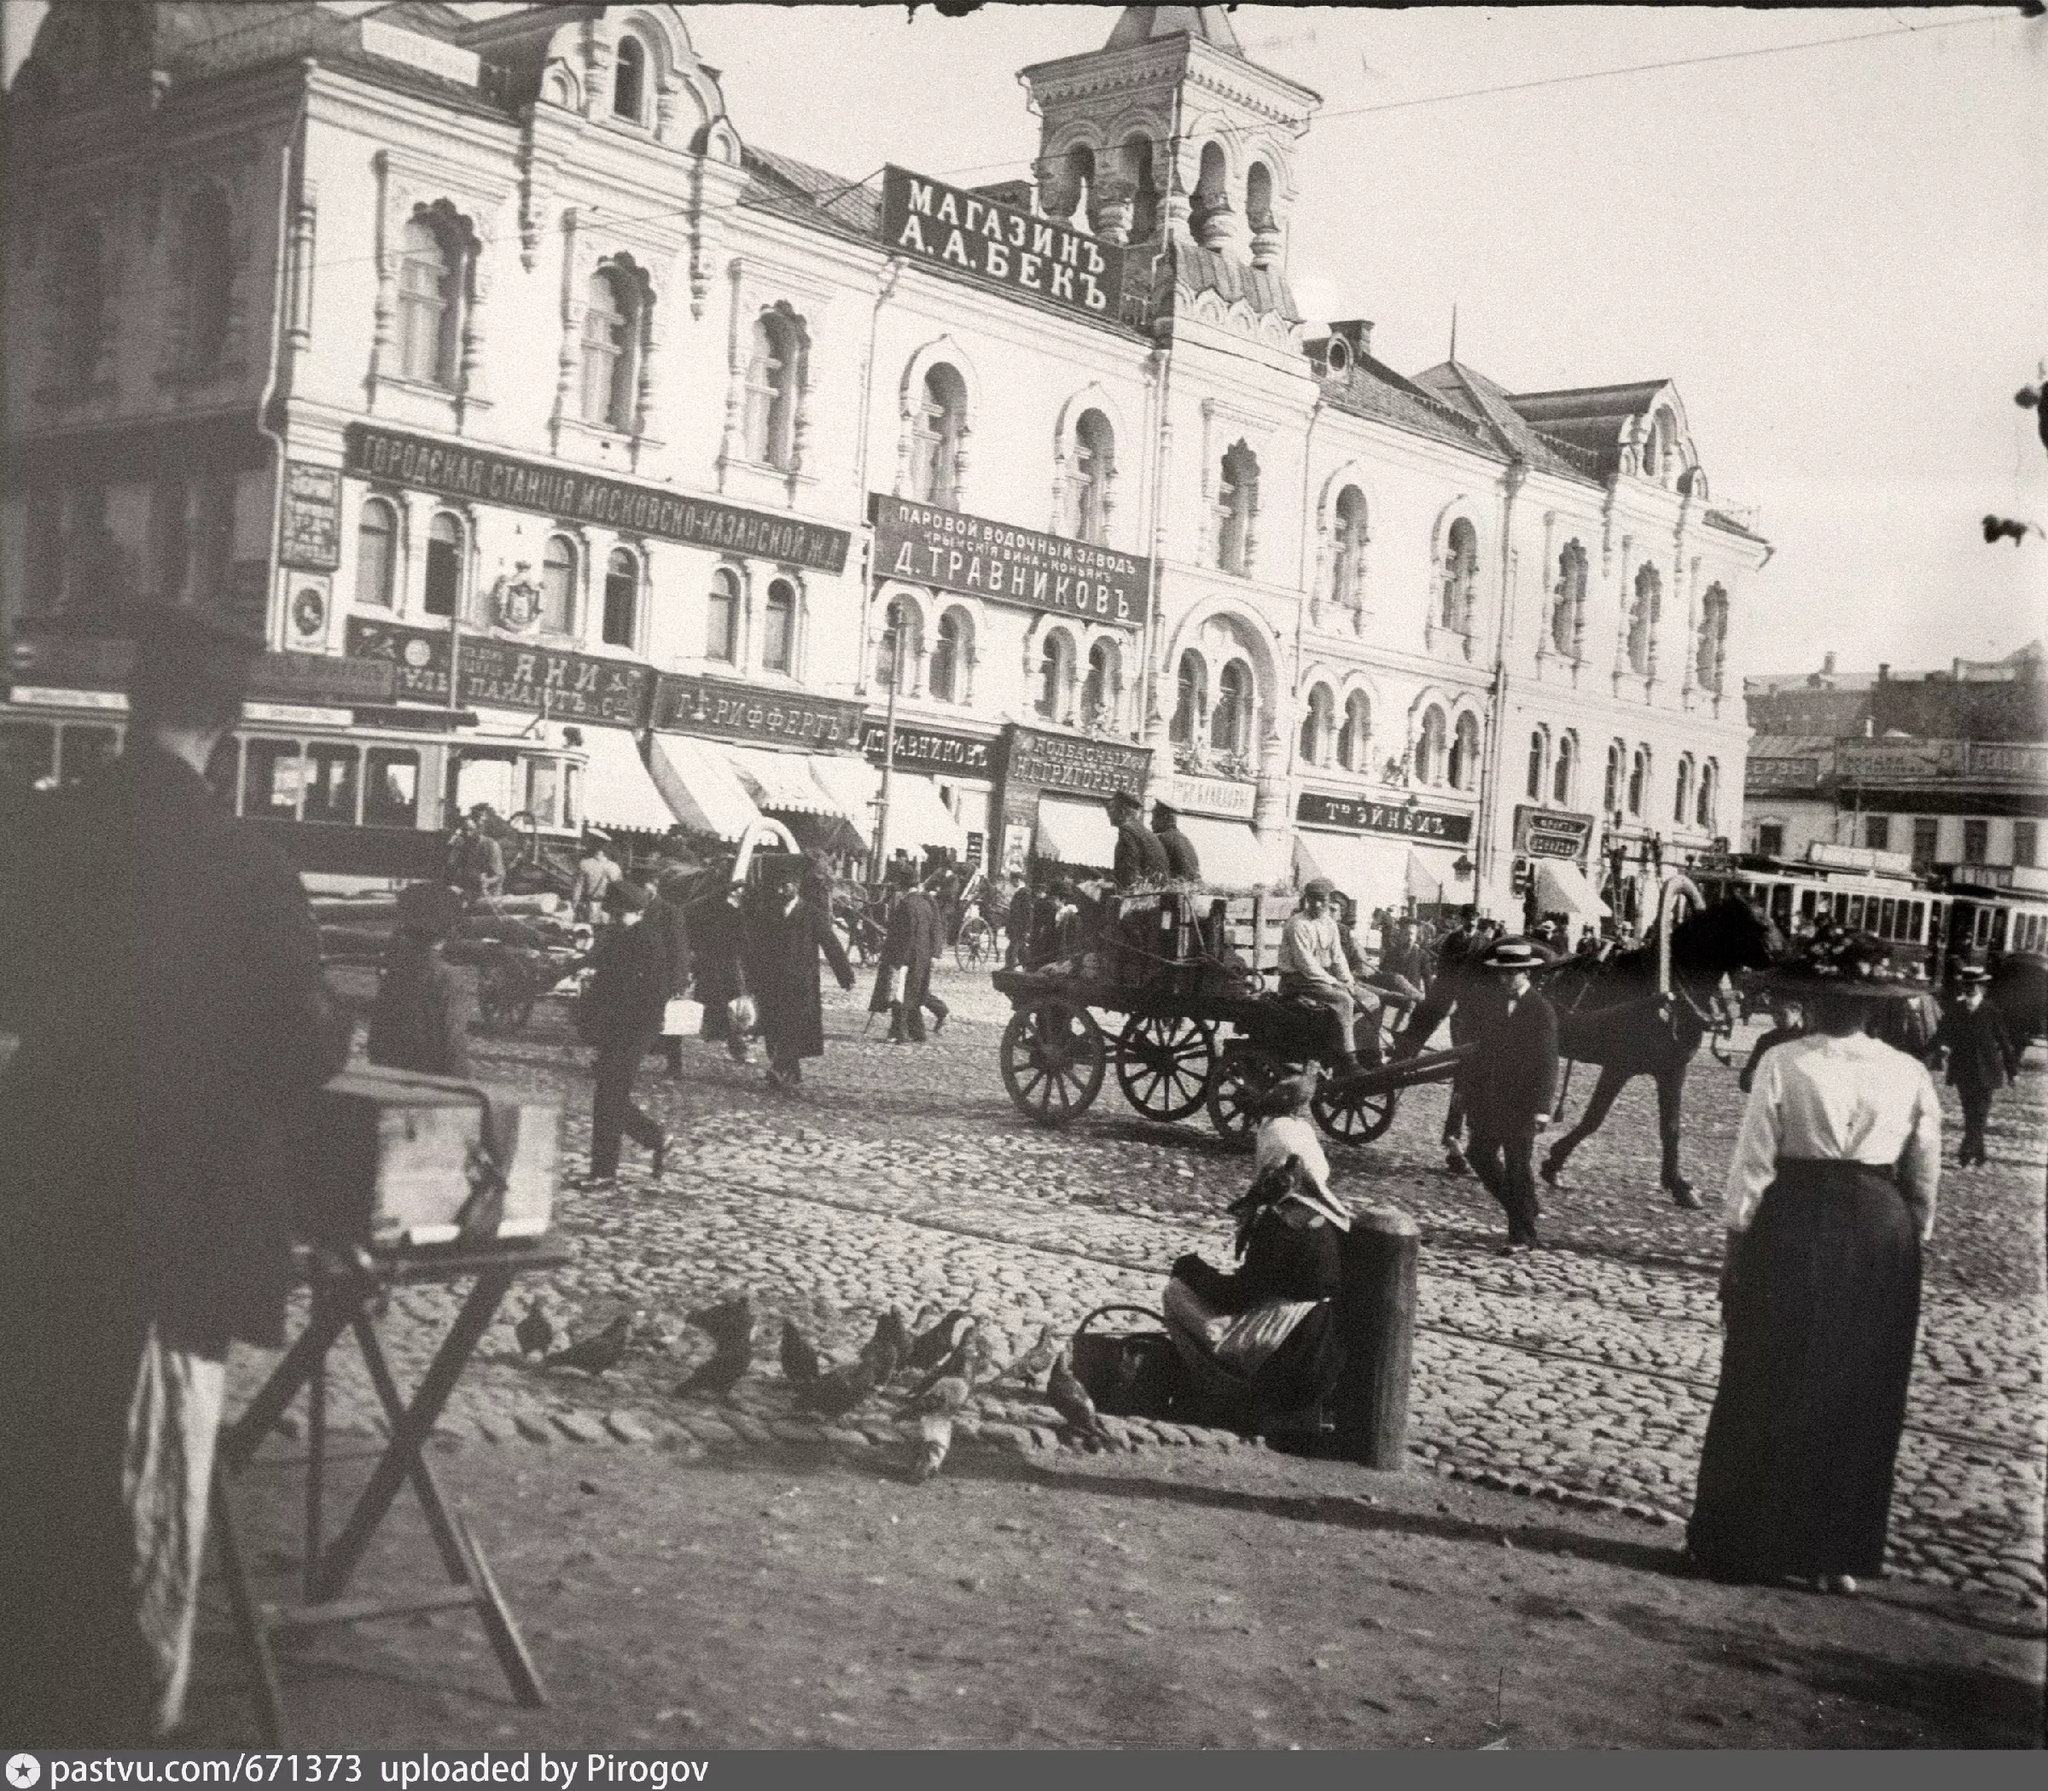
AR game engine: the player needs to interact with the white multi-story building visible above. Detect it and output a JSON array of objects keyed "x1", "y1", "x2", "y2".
[{"x1": 3, "y1": 2, "x2": 1770, "y2": 920}]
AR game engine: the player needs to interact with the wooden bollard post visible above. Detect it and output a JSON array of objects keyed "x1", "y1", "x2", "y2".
[{"x1": 1333, "y1": 1206, "x2": 1419, "y2": 1469}]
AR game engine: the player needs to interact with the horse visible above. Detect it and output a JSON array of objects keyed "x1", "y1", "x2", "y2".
[
  {"x1": 1985, "y1": 950, "x2": 2048, "y2": 1054},
  {"x1": 1534, "y1": 890, "x2": 1783, "y2": 1206}
]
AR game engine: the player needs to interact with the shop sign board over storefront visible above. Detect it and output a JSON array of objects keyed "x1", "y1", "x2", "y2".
[
  {"x1": 1514, "y1": 805, "x2": 1595, "y2": 863},
  {"x1": 861, "y1": 721, "x2": 999, "y2": 776},
  {"x1": 8, "y1": 629, "x2": 395, "y2": 704},
  {"x1": 870, "y1": 495, "x2": 1150, "y2": 629},
  {"x1": 344, "y1": 425, "x2": 851, "y2": 574},
  {"x1": 1745, "y1": 756, "x2": 1823, "y2": 791},
  {"x1": 653, "y1": 672, "x2": 864, "y2": 750},
  {"x1": 1159, "y1": 770, "x2": 1256, "y2": 821},
  {"x1": 1005, "y1": 726, "x2": 1152, "y2": 799},
  {"x1": 881, "y1": 166, "x2": 1124, "y2": 323},
  {"x1": 1969, "y1": 742, "x2": 2048, "y2": 782},
  {"x1": 344, "y1": 618, "x2": 653, "y2": 725},
  {"x1": 1837, "y1": 740, "x2": 1963, "y2": 782},
  {"x1": 1296, "y1": 790, "x2": 1473, "y2": 846}
]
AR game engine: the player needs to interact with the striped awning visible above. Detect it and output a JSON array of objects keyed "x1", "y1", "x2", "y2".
[
  {"x1": 577, "y1": 726, "x2": 679, "y2": 836},
  {"x1": 647, "y1": 733, "x2": 761, "y2": 842},
  {"x1": 722, "y1": 744, "x2": 866, "y2": 824}
]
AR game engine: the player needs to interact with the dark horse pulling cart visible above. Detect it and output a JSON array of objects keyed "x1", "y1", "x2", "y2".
[{"x1": 992, "y1": 885, "x2": 1469, "y2": 1148}]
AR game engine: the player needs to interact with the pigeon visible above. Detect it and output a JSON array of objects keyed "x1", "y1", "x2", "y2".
[
  {"x1": 1047, "y1": 1347, "x2": 1114, "y2": 1447},
  {"x1": 1003, "y1": 1323, "x2": 1062, "y2": 1388},
  {"x1": 687, "y1": 1293, "x2": 755, "y2": 1348},
  {"x1": 779, "y1": 1317, "x2": 821, "y2": 1390},
  {"x1": 513, "y1": 1303, "x2": 554, "y2": 1359},
  {"x1": 914, "y1": 1413, "x2": 953, "y2": 1482},
  {"x1": 674, "y1": 1294, "x2": 754, "y2": 1399},
  {"x1": 800, "y1": 1354, "x2": 883, "y2": 1419},
  {"x1": 858, "y1": 1325, "x2": 902, "y2": 1388},
  {"x1": 905, "y1": 1336, "x2": 977, "y2": 1405},
  {"x1": 965, "y1": 1328, "x2": 1003, "y2": 1386},
  {"x1": 1983, "y1": 515, "x2": 2032, "y2": 546},
  {"x1": 905, "y1": 1308, "x2": 974, "y2": 1374},
  {"x1": 908, "y1": 1372, "x2": 972, "y2": 1417},
  {"x1": 543, "y1": 1314, "x2": 630, "y2": 1376},
  {"x1": 873, "y1": 1306, "x2": 912, "y2": 1367}
]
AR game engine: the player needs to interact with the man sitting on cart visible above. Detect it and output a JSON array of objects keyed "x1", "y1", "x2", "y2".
[{"x1": 1279, "y1": 877, "x2": 1367, "y2": 1075}]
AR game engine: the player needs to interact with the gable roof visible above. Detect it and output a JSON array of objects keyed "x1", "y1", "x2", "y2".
[
  {"x1": 741, "y1": 145, "x2": 883, "y2": 237},
  {"x1": 1410, "y1": 361, "x2": 1603, "y2": 482}
]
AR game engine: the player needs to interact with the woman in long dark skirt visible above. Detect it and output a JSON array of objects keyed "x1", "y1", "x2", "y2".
[{"x1": 1687, "y1": 943, "x2": 1941, "y2": 1594}]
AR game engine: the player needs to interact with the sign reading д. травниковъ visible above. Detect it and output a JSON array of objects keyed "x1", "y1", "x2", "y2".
[
  {"x1": 880, "y1": 166, "x2": 1125, "y2": 322},
  {"x1": 869, "y1": 495, "x2": 1150, "y2": 629}
]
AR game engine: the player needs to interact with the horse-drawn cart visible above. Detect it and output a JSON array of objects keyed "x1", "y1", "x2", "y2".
[{"x1": 991, "y1": 886, "x2": 1467, "y2": 1148}]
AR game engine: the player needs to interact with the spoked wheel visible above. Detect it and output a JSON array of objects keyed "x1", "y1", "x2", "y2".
[
  {"x1": 478, "y1": 957, "x2": 537, "y2": 1033},
  {"x1": 1312, "y1": 1077, "x2": 1400, "y2": 1145},
  {"x1": 1000, "y1": 1000, "x2": 1106, "y2": 1126},
  {"x1": 1114, "y1": 1015, "x2": 1216, "y2": 1122},
  {"x1": 955, "y1": 915, "x2": 995, "y2": 971},
  {"x1": 1206, "y1": 1043, "x2": 1286, "y2": 1149}
]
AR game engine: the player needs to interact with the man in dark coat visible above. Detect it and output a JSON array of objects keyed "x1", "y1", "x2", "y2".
[
  {"x1": 1462, "y1": 938, "x2": 1561, "y2": 1250},
  {"x1": 1004, "y1": 877, "x2": 1038, "y2": 969},
  {"x1": 647, "y1": 863, "x2": 696, "y2": 1077},
  {"x1": 0, "y1": 610, "x2": 350, "y2": 1744},
  {"x1": 1108, "y1": 789, "x2": 1169, "y2": 889},
  {"x1": 878, "y1": 871, "x2": 948, "y2": 1043},
  {"x1": 685, "y1": 864, "x2": 752, "y2": 1063},
  {"x1": 1929, "y1": 966, "x2": 2020, "y2": 1167},
  {"x1": 1152, "y1": 801, "x2": 1203, "y2": 881},
  {"x1": 576, "y1": 880, "x2": 671, "y2": 1189},
  {"x1": 742, "y1": 856, "x2": 854, "y2": 1092},
  {"x1": 368, "y1": 880, "x2": 473, "y2": 1078}
]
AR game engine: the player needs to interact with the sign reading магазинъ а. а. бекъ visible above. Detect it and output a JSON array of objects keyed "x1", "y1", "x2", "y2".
[{"x1": 880, "y1": 166, "x2": 1126, "y2": 322}]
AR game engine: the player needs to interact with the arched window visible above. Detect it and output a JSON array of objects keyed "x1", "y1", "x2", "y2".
[
  {"x1": 1245, "y1": 161, "x2": 1274, "y2": 231},
  {"x1": 423, "y1": 512, "x2": 464, "y2": 618},
  {"x1": 1170, "y1": 651, "x2": 1206, "y2": 745},
  {"x1": 877, "y1": 597, "x2": 920, "y2": 688},
  {"x1": 1037, "y1": 629, "x2": 1076, "y2": 724},
  {"x1": 1071, "y1": 410, "x2": 1114, "y2": 545},
  {"x1": 1212, "y1": 659, "x2": 1253, "y2": 756},
  {"x1": 1526, "y1": 729, "x2": 1547, "y2": 801},
  {"x1": 180, "y1": 188, "x2": 234, "y2": 371},
  {"x1": 911, "y1": 364, "x2": 968, "y2": 509},
  {"x1": 581, "y1": 267, "x2": 642, "y2": 430},
  {"x1": 59, "y1": 217, "x2": 107, "y2": 386},
  {"x1": 1450, "y1": 713, "x2": 1481, "y2": 791},
  {"x1": 1418, "y1": 706, "x2": 1449, "y2": 787},
  {"x1": 760, "y1": 578, "x2": 796, "y2": 672},
  {"x1": 1331, "y1": 485, "x2": 1367, "y2": 608},
  {"x1": 1082, "y1": 639, "x2": 1120, "y2": 731},
  {"x1": 1628, "y1": 564, "x2": 1659, "y2": 674},
  {"x1": 1193, "y1": 140, "x2": 1229, "y2": 241},
  {"x1": 929, "y1": 608, "x2": 969, "y2": 702},
  {"x1": 1552, "y1": 541, "x2": 1587, "y2": 658},
  {"x1": 1123, "y1": 135, "x2": 1158, "y2": 241},
  {"x1": 1439, "y1": 518, "x2": 1478, "y2": 634},
  {"x1": 1064, "y1": 145, "x2": 1095, "y2": 224},
  {"x1": 1217, "y1": 441, "x2": 1258, "y2": 576},
  {"x1": 745, "y1": 309, "x2": 805, "y2": 470},
  {"x1": 398, "y1": 217, "x2": 459, "y2": 387},
  {"x1": 706, "y1": 568, "x2": 740, "y2": 664},
  {"x1": 1673, "y1": 755, "x2": 1694, "y2": 826},
  {"x1": 1339, "y1": 690, "x2": 1372, "y2": 773},
  {"x1": 1697, "y1": 760, "x2": 1719, "y2": 832},
  {"x1": 612, "y1": 34, "x2": 646, "y2": 121},
  {"x1": 1696, "y1": 585, "x2": 1729, "y2": 694},
  {"x1": 1299, "y1": 683, "x2": 1335, "y2": 766},
  {"x1": 1604, "y1": 740, "x2": 1624, "y2": 815},
  {"x1": 539, "y1": 535, "x2": 576, "y2": 635},
  {"x1": 355, "y1": 497, "x2": 397, "y2": 608},
  {"x1": 602, "y1": 548, "x2": 639, "y2": 648},
  {"x1": 1627, "y1": 746, "x2": 1649, "y2": 818},
  {"x1": 1552, "y1": 733, "x2": 1576, "y2": 805}
]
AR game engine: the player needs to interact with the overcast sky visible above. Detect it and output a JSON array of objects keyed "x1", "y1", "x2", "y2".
[{"x1": 8, "y1": 2, "x2": 2043, "y2": 679}]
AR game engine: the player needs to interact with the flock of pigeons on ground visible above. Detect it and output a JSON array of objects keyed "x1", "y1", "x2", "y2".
[{"x1": 512, "y1": 1297, "x2": 1113, "y2": 1480}]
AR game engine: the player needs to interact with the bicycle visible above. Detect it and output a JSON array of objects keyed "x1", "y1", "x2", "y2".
[{"x1": 955, "y1": 907, "x2": 996, "y2": 970}]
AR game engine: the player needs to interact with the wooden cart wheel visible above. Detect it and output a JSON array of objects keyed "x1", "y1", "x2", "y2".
[
  {"x1": 1206, "y1": 1043, "x2": 1284, "y2": 1149},
  {"x1": 1312, "y1": 1078, "x2": 1400, "y2": 1145},
  {"x1": 1001, "y1": 1000, "x2": 1106, "y2": 1126},
  {"x1": 478, "y1": 958, "x2": 534, "y2": 1033},
  {"x1": 1114, "y1": 1015, "x2": 1216, "y2": 1122},
  {"x1": 955, "y1": 914, "x2": 995, "y2": 971}
]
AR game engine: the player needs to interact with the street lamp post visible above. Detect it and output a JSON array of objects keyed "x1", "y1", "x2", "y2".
[{"x1": 871, "y1": 621, "x2": 901, "y2": 873}]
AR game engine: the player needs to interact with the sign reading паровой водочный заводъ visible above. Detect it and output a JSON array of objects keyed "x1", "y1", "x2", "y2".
[
  {"x1": 869, "y1": 495, "x2": 1151, "y2": 629},
  {"x1": 880, "y1": 166, "x2": 1126, "y2": 322}
]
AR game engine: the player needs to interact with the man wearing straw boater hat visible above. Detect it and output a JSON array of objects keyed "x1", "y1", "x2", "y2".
[
  {"x1": 1462, "y1": 936, "x2": 1561, "y2": 1250},
  {"x1": 1927, "y1": 965, "x2": 2018, "y2": 1168}
]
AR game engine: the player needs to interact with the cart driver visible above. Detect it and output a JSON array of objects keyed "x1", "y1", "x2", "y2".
[
  {"x1": 1279, "y1": 877, "x2": 1365, "y2": 1075},
  {"x1": 1108, "y1": 789, "x2": 1169, "y2": 889}
]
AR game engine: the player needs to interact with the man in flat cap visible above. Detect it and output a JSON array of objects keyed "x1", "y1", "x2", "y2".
[
  {"x1": 1151, "y1": 800, "x2": 1202, "y2": 882},
  {"x1": 1, "y1": 609, "x2": 349, "y2": 1742},
  {"x1": 1107, "y1": 789, "x2": 1168, "y2": 890}
]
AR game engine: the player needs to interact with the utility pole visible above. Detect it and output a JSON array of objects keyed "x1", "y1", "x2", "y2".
[{"x1": 871, "y1": 620, "x2": 901, "y2": 872}]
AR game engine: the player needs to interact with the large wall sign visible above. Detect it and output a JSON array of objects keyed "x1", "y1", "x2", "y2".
[
  {"x1": 1297, "y1": 790, "x2": 1473, "y2": 846},
  {"x1": 281, "y1": 462, "x2": 342, "y2": 571},
  {"x1": 1005, "y1": 725, "x2": 1151, "y2": 799},
  {"x1": 6, "y1": 629, "x2": 393, "y2": 704},
  {"x1": 1514, "y1": 805, "x2": 1595, "y2": 863},
  {"x1": 653, "y1": 673, "x2": 865, "y2": 751},
  {"x1": 862, "y1": 720, "x2": 999, "y2": 776},
  {"x1": 344, "y1": 425, "x2": 851, "y2": 575},
  {"x1": 881, "y1": 166, "x2": 1124, "y2": 322},
  {"x1": 870, "y1": 495, "x2": 1150, "y2": 629},
  {"x1": 344, "y1": 617, "x2": 653, "y2": 726},
  {"x1": 1159, "y1": 770, "x2": 1256, "y2": 821}
]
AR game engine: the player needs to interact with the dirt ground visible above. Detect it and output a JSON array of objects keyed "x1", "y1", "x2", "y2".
[{"x1": 184, "y1": 1430, "x2": 2044, "y2": 1750}]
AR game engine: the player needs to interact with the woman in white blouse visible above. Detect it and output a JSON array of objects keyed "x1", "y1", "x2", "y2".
[{"x1": 1687, "y1": 943, "x2": 1941, "y2": 1594}]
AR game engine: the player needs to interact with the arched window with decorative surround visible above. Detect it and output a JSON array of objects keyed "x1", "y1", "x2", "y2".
[
  {"x1": 1418, "y1": 706, "x2": 1449, "y2": 787},
  {"x1": 1627, "y1": 746, "x2": 1650, "y2": 818},
  {"x1": 1696, "y1": 585, "x2": 1730, "y2": 694},
  {"x1": 910, "y1": 364, "x2": 968, "y2": 509},
  {"x1": 398, "y1": 216, "x2": 461, "y2": 387},
  {"x1": 1331, "y1": 485, "x2": 1367, "y2": 610},
  {"x1": 745, "y1": 309, "x2": 806, "y2": 470},
  {"x1": 1170, "y1": 652, "x2": 1207, "y2": 746},
  {"x1": 355, "y1": 497, "x2": 397, "y2": 609},
  {"x1": 1439, "y1": 518, "x2": 1478, "y2": 635},
  {"x1": 706, "y1": 567, "x2": 740, "y2": 664},
  {"x1": 1339, "y1": 691, "x2": 1372, "y2": 772},
  {"x1": 1449, "y1": 713, "x2": 1481, "y2": 791},
  {"x1": 423, "y1": 512, "x2": 464, "y2": 619},
  {"x1": 1217, "y1": 442, "x2": 1258, "y2": 576},
  {"x1": 1551, "y1": 540, "x2": 1587, "y2": 658},
  {"x1": 930, "y1": 607, "x2": 971, "y2": 702},
  {"x1": 1299, "y1": 683, "x2": 1335, "y2": 767},
  {"x1": 1070, "y1": 410, "x2": 1114, "y2": 545},
  {"x1": 179, "y1": 188, "x2": 234, "y2": 372},
  {"x1": 1123, "y1": 135, "x2": 1158, "y2": 242},
  {"x1": 1082, "y1": 639, "x2": 1120, "y2": 732},
  {"x1": 1037, "y1": 629, "x2": 1076, "y2": 724},
  {"x1": 1673, "y1": 755, "x2": 1694, "y2": 826},
  {"x1": 761, "y1": 578, "x2": 796, "y2": 673},
  {"x1": 1697, "y1": 760, "x2": 1719, "y2": 832},
  {"x1": 539, "y1": 535, "x2": 577, "y2": 635},
  {"x1": 612, "y1": 34, "x2": 646, "y2": 121},
  {"x1": 601, "y1": 548, "x2": 639, "y2": 648},
  {"x1": 582, "y1": 265, "x2": 647, "y2": 431},
  {"x1": 877, "y1": 597, "x2": 920, "y2": 688},
  {"x1": 1628, "y1": 564, "x2": 1660, "y2": 675},
  {"x1": 1552, "y1": 732, "x2": 1576, "y2": 806},
  {"x1": 1526, "y1": 729, "x2": 1547, "y2": 801},
  {"x1": 1604, "y1": 739, "x2": 1625, "y2": 815},
  {"x1": 1212, "y1": 660, "x2": 1254, "y2": 757}
]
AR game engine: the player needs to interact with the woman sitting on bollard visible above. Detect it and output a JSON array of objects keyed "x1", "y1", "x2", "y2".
[{"x1": 1163, "y1": 1076, "x2": 1350, "y2": 1429}]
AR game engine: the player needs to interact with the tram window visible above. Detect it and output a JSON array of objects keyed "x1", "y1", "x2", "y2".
[
  {"x1": 454, "y1": 756, "x2": 517, "y2": 820},
  {"x1": 364, "y1": 748, "x2": 420, "y2": 828},
  {"x1": 562, "y1": 761, "x2": 581, "y2": 829},
  {"x1": 1908, "y1": 901, "x2": 1924, "y2": 943},
  {"x1": 245, "y1": 739, "x2": 303, "y2": 819},
  {"x1": 1799, "y1": 889, "x2": 1817, "y2": 921},
  {"x1": 1878, "y1": 897, "x2": 1896, "y2": 938},
  {"x1": 204, "y1": 736, "x2": 240, "y2": 810},
  {"x1": 1991, "y1": 909, "x2": 2009, "y2": 950},
  {"x1": 61, "y1": 726, "x2": 121, "y2": 787},
  {"x1": 0, "y1": 721, "x2": 57, "y2": 795},
  {"x1": 1975, "y1": 909, "x2": 1991, "y2": 947},
  {"x1": 1846, "y1": 895, "x2": 1865, "y2": 930},
  {"x1": 304, "y1": 744, "x2": 360, "y2": 825},
  {"x1": 1769, "y1": 885, "x2": 1793, "y2": 927},
  {"x1": 1832, "y1": 893, "x2": 1849, "y2": 923},
  {"x1": 527, "y1": 757, "x2": 560, "y2": 829}
]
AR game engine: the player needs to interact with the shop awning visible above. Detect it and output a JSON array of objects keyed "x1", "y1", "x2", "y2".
[
  {"x1": 578, "y1": 726, "x2": 679, "y2": 836},
  {"x1": 722, "y1": 743, "x2": 864, "y2": 823},
  {"x1": 782, "y1": 811, "x2": 868, "y2": 861},
  {"x1": 876, "y1": 770, "x2": 968, "y2": 859},
  {"x1": 1535, "y1": 858, "x2": 1612, "y2": 920},
  {"x1": 1293, "y1": 830, "x2": 1380, "y2": 909},
  {"x1": 1036, "y1": 796, "x2": 1117, "y2": 870},
  {"x1": 647, "y1": 732, "x2": 761, "y2": 842},
  {"x1": 1405, "y1": 849, "x2": 1453, "y2": 905},
  {"x1": 1178, "y1": 815, "x2": 1273, "y2": 890}
]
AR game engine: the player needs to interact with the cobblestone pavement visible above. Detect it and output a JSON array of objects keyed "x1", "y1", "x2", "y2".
[{"x1": 235, "y1": 963, "x2": 2048, "y2": 1611}]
